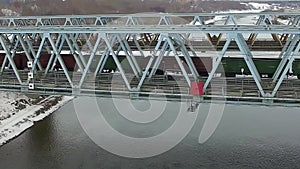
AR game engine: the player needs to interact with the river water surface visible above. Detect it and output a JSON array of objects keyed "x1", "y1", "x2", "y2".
[{"x1": 0, "y1": 97, "x2": 300, "y2": 169}]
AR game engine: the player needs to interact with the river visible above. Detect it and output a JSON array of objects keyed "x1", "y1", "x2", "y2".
[{"x1": 0, "y1": 97, "x2": 300, "y2": 169}]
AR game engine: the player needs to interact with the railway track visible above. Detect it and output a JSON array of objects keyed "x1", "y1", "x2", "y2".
[{"x1": 1, "y1": 70, "x2": 300, "y2": 100}]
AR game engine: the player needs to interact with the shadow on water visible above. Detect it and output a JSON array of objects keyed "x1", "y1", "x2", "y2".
[{"x1": 26, "y1": 115, "x2": 59, "y2": 168}]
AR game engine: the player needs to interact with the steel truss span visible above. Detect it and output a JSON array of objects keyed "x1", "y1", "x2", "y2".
[{"x1": 0, "y1": 13, "x2": 300, "y2": 103}]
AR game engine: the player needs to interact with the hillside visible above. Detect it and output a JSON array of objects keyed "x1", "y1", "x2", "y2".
[
  {"x1": 0, "y1": 0, "x2": 247, "y2": 16},
  {"x1": 0, "y1": 1, "x2": 299, "y2": 16}
]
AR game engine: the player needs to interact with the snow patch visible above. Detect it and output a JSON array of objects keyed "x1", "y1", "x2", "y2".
[
  {"x1": 0, "y1": 92, "x2": 73, "y2": 146},
  {"x1": 248, "y1": 2, "x2": 272, "y2": 10},
  {"x1": 1, "y1": 8, "x2": 20, "y2": 16}
]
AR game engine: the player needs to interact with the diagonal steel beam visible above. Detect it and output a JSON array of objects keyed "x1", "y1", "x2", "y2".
[
  {"x1": 78, "y1": 34, "x2": 102, "y2": 89},
  {"x1": 271, "y1": 37, "x2": 300, "y2": 97},
  {"x1": 115, "y1": 34, "x2": 139, "y2": 78},
  {"x1": 235, "y1": 33, "x2": 265, "y2": 97},
  {"x1": 68, "y1": 33, "x2": 87, "y2": 67},
  {"x1": 94, "y1": 35, "x2": 118, "y2": 77},
  {"x1": 273, "y1": 34, "x2": 300, "y2": 83},
  {"x1": 46, "y1": 34, "x2": 64, "y2": 74},
  {"x1": 204, "y1": 34, "x2": 232, "y2": 91},
  {"x1": 1, "y1": 34, "x2": 19, "y2": 73},
  {"x1": 47, "y1": 34, "x2": 74, "y2": 88},
  {"x1": 63, "y1": 34, "x2": 84, "y2": 73},
  {"x1": 121, "y1": 34, "x2": 142, "y2": 75},
  {"x1": 136, "y1": 54, "x2": 155, "y2": 91},
  {"x1": 165, "y1": 34, "x2": 191, "y2": 86},
  {"x1": 132, "y1": 34, "x2": 145, "y2": 58},
  {"x1": 17, "y1": 34, "x2": 36, "y2": 69},
  {"x1": 148, "y1": 39, "x2": 168, "y2": 79},
  {"x1": 30, "y1": 34, "x2": 47, "y2": 73},
  {"x1": 172, "y1": 34, "x2": 199, "y2": 80},
  {"x1": 0, "y1": 35, "x2": 22, "y2": 85},
  {"x1": 24, "y1": 34, "x2": 43, "y2": 70},
  {"x1": 101, "y1": 34, "x2": 132, "y2": 91}
]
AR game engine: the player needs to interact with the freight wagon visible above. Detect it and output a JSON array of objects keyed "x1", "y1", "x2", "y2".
[{"x1": 1, "y1": 52, "x2": 300, "y2": 79}]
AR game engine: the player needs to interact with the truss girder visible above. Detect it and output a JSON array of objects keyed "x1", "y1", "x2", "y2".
[
  {"x1": 0, "y1": 13, "x2": 300, "y2": 100},
  {"x1": 0, "y1": 13, "x2": 294, "y2": 27},
  {"x1": 0, "y1": 13, "x2": 298, "y2": 35}
]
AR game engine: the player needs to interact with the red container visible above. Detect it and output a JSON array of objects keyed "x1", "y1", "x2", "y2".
[{"x1": 190, "y1": 82, "x2": 204, "y2": 96}]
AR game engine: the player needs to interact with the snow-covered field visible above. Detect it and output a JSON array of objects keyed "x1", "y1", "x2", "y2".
[{"x1": 0, "y1": 92, "x2": 73, "y2": 146}]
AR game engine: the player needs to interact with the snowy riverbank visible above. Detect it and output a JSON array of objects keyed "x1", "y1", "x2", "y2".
[{"x1": 0, "y1": 92, "x2": 73, "y2": 146}]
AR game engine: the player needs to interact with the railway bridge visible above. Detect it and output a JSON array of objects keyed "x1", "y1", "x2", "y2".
[{"x1": 1, "y1": 13, "x2": 300, "y2": 104}]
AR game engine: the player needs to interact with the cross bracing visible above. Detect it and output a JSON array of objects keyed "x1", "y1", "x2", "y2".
[{"x1": 0, "y1": 13, "x2": 299, "y2": 102}]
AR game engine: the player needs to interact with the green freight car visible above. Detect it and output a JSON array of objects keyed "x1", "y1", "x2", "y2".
[
  {"x1": 292, "y1": 59, "x2": 300, "y2": 79},
  {"x1": 217, "y1": 57, "x2": 282, "y2": 77},
  {"x1": 101, "y1": 55, "x2": 300, "y2": 78}
]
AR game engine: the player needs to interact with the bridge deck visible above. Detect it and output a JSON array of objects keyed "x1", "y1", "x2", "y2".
[{"x1": 1, "y1": 71, "x2": 300, "y2": 103}]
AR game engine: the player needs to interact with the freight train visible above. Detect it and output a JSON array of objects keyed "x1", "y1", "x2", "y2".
[
  {"x1": 217, "y1": 57, "x2": 300, "y2": 78},
  {"x1": 0, "y1": 52, "x2": 300, "y2": 78},
  {"x1": 102, "y1": 56, "x2": 300, "y2": 78},
  {"x1": 0, "y1": 52, "x2": 77, "y2": 71}
]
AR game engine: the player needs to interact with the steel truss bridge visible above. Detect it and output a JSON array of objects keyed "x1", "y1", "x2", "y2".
[{"x1": 1, "y1": 13, "x2": 300, "y2": 103}]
